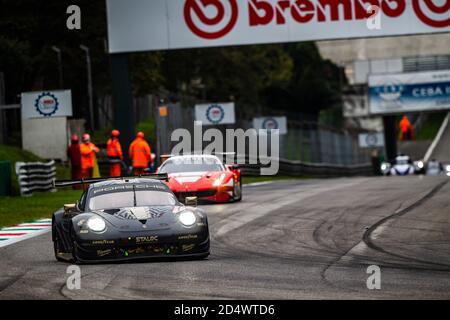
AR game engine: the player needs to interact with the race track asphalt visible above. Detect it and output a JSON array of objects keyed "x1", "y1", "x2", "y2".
[{"x1": 1, "y1": 176, "x2": 449, "y2": 299}]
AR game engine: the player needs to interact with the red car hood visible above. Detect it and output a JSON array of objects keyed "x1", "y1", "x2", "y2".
[{"x1": 166, "y1": 171, "x2": 228, "y2": 191}]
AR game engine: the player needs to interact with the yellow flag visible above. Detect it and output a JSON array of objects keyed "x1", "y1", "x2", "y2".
[{"x1": 93, "y1": 156, "x2": 101, "y2": 178}]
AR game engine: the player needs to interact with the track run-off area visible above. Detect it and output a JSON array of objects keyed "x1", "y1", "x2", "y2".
[{"x1": 1, "y1": 176, "x2": 450, "y2": 299}]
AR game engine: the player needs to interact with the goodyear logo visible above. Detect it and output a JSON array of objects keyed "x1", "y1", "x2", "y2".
[
  {"x1": 178, "y1": 234, "x2": 198, "y2": 240},
  {"x1": 91, "y1": 239, "x2": 114, "y2": 245}
]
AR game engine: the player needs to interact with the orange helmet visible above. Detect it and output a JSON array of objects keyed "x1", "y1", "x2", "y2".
[
  {"x1": 137, "y1": 131, "x2": 145, "y2": 138},
  {"x1": 111, "y1": 129, "x2": 120, "y2": 137},
  {"x1": 82, "y1": 133, "x2": 90, "y2": 142}
]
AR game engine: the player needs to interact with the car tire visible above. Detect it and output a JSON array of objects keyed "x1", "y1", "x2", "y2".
[
  {"x1": 53, "y1": 238, "x2": 66, "y2": 262},
  {"x1": 52, "y1": 223, "x2": 66, "y2": 262},
  {"x1": 232, "y1": 178, "x2": 242, "y2": 202}
]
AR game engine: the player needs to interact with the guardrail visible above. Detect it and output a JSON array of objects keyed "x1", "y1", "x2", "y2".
[
  {"x1": 238, "y1": 158, "x2": 372, "y2": 177},
  {"x1": 95, "y1": 154, "x2": 373, "y2": 178},
  {"x1": 15, "y1": 160, "x2": 57, "y2": 196}
]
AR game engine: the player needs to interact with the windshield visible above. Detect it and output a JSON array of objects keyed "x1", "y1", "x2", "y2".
[
  {"x1": 89, "y1": 190, "x2": 177, "y2": 210},
  {"x1": 159, "y1": 157, "x2": 224, "y2": 173}
]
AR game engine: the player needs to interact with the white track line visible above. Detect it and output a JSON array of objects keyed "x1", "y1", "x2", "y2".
[
  {"x1": 424, "y1": 112, "x2": 450, "y2": 162},
  {"x1": 243, "y1": 181, "x2": 275, "y2": 187},
  {"x1": 0, "y1": 219, "x2": 52, "y2": 248}
]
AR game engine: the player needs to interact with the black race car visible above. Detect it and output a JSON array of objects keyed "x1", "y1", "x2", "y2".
[{"x1": 52, "y1": 174, "x2": 210, "y2": 263}]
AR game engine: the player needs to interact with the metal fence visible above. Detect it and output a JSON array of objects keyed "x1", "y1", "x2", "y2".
[{"x1": 155, "y1": 103, "x2": 371, "y2": 167}]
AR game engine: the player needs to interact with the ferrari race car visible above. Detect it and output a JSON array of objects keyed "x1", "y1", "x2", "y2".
[
  {"x1": 381, "y1": 155, "x2": 416, "y2": 176},
  {"x1": 157, "y1": 154, "x2": 242, "y2": 203},
  {"x1": 52, "y1": 174, "x2": 210, "y2": 263}
]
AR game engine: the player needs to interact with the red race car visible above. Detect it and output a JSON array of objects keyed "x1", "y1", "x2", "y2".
[{"x1": 157, "y1": 154, "x2": 242, "y2": 203}]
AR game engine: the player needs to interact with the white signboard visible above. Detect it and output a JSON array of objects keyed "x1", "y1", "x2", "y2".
[
  {"x1": 107, "y1": 0, "x2": 450, "y2": 53},
  {"x1": 253, "y1": 116, "x2": 287, "y2": 134},
  {"x1": 21, "y1": 90, "x2": 73, "y2": 119},
  {"x1": 369, "y1": 70, "x2": 450, "y2": 115},
  {"x1": 359, "y1": 132, "x2": 385, "y2": 148},
  {"x1": 22, "y1": 117, "x2": 68, "y2": 161},
  {"x1": 195, "y1": 102, "x2": 235, "y2": 125}
]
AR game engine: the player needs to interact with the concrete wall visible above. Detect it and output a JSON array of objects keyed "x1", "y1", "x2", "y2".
[
  {"x1": 22, "y1": 117, "x2": 68, "y2": 161},
  {"x1": 317, "y1": 33, "x2": 450, "y2": 64}
]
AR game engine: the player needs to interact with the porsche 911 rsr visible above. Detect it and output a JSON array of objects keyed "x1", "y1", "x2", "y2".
[
  {"x1": 52, "y1": 175, "x2": 210, "y2": 263},
  {"x1": 157, "y1": 155, "x2": 242, "y2": 203}
]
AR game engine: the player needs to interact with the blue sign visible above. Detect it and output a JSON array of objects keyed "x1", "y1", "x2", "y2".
[
  {"x1": 369, "y1": 71, "x2": 450, "y2": 115},
  {"x1": 206, "y1": 104, "x2": 225, "y2": 124}
]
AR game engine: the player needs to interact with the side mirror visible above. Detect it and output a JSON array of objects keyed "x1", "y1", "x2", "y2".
[
  {"x1": 227, "y1": 164, "x2": 238, "y2": 170},
  {"x1": 185, "y1": 196, "x2": 198, "y2": 207},
  {"x1": 64, "y1": 203, "x2": 77, "y2": 215}
]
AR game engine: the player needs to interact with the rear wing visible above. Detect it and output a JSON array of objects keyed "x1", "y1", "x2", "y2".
[
  {"x1": 53, "y1": 173, "x2": 169, "y2": 188},
  {"x1": 159, "y1": 152, "x2": 271, "y2": 168}
]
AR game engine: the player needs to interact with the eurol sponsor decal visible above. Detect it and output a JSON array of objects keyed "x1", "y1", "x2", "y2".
[{"x1": 106, "y1": 0, "x2": 450, "y2": 53}]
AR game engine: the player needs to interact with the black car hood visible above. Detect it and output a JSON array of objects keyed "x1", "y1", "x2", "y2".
[{"x1": 92, "y1": 206, "x2": 184, "y2": 230}]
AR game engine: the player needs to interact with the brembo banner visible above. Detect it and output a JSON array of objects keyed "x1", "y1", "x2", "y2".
[{"x1": 106, "y1": 0, "x2": 450, "y2": 53}]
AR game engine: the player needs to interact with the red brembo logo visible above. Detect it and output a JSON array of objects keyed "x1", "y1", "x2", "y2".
[
  {"x1": 412, "y1": 0, "x2": 450, "y2": 28},
  {"x1": 184, "y1": 0, "x2": 239, "y2": 39},
  {"x1": 184, "y1": 0, "x2": 449, "y2": 40}
]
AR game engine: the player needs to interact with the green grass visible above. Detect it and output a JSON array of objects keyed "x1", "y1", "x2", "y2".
[
  {"x1": 0, "y1": 144, "x2": 42, "y2": 195},
  {"x1": 416, "y1": 113, "x2": 447, "y2": 140},
  {"x1": 0, "y1": 144, "x2": 71, "y2": 195},
  {"x1": 0, "y1": 189, "x2": 82, "y2": 228}
]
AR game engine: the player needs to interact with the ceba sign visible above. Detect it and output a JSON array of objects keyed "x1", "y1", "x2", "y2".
[
  {"x1": 107, "y1": 0, "x2": 450, "y2": 53},
  {"x1": 369, "y1": 70, "x2": 450, "y2": 115}
]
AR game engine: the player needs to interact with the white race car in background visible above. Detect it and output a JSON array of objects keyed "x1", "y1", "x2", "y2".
[
  {"x1": 381, "y1": 156, "x2": 450, "y2": 177},
  {"x1": 381, "y1": 155, "x2": 415, "y2": 176}
]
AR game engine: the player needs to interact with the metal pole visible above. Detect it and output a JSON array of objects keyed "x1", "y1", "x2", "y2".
[
  {"x1": 80, "y1": 45, "x2": 95, "y2": 130},
  {"x1": 111, "y1": 54, "x2": 135, "y2": 165},
  {"x1": 383, "y1": 115, "x2": 398, "y2": 161},
  {"x1": 51, "y1": 46, "x2": 63, "y2": 88}
]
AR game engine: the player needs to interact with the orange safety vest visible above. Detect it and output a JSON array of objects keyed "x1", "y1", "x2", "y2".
[
  {"x1": 106, "y1": 138, "x2": 123, "y2": 162},
  {"x1": 129, "y1": 138, "x2": 151, "y2": 169},
  {"x1": 80, "y1": 142, "x2": 99, "y2": 170},
  {"x1": 399, "y1": 117, "x2": 411, "y2": 133}
]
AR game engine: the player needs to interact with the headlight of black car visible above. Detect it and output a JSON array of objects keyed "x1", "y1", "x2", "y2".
[
  {"x1": 86, "y1": 216, "x2": 107, "y2": 233},
  {"x1": 178, "y1": 210, "x2": 197, "y2": 227}
]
